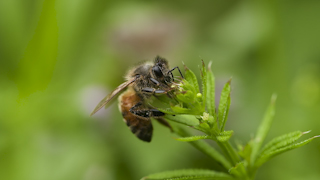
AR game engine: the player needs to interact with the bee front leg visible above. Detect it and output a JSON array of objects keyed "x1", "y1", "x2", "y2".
[
  {"x1": 150, "y1": 78, "x2": 160, "y2": 86},
  {"x1": 141, "y1": 87, "x2": 167, "y2": 95},
  {"x1": 168, "y1": 66, "x2": 184, "y2": 80}
]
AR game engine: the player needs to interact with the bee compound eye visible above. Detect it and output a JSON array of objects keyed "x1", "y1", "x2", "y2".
[{"x1": 152, "y1": 65, "x2": 163, "y2": 78}]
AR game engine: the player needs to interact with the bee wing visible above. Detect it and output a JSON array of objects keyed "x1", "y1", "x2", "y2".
[{"x1": 90, "y1": 76, "x2": 138, "y2": 116}]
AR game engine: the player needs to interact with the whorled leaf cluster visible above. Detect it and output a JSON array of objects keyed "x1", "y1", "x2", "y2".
[{"x1": 142, "y1": 61, "x2": 318, "y2": 180}]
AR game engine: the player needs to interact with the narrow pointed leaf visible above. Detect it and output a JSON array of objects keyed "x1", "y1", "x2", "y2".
[
  {"x1": 176, "y1": 91, "x2": 196, "y2": 104},
  {"x1": 250, "y1": 94, "x2": 276, "y2": 165},
  {"x1": 200, "y1": 60, "x2": 207, "y2": 109},
  {"x1": 172, "y1": 125, "x2": 232, "y2": 170},
  {"x1": 220, "y1": 94, "x2": 231, "y2": 131},
  {"x1": 165, "y1": 114, "x2": 199, "y2": 127},
  {"x1": 156, "y1": 92, "x2": 179, "y2": 105},
  {"x1": 238, "y1": 141, "x2": 253, "y2": 163},
  {"x1": 229, "y1": 162, "x2": 246, "y2": 178},
  {"x1": 198, "y1": 122, "x2": 211, "y2": 133},
  {"x1": 142, "y1": 169, "x2": 234, "y2": 180},
  {"x1": 255, "y1": 135, "x2": 319, "y2": 167},
  {"x1": 175, "y1": 135, "x2": 211, "y2": 142},
  {"x1": 206, "y1": 62, "x2": 216, "y2": 119},
  {"x1": 218, "y1": 80, "x2": 231, "y2": 130},
  {"x1": 260, "y1": 131, "x2": 303, "y2": 155},
  {"x1": 181, "y1": 81, "x2": 197, "y2": 94},
  {"x1": 157, "y1": 107, "x2": 176, "y2": 115},
  {"x1": 184, "y1": 65, "x2": 200, "y2": 93},
  {"x1": 217, "y1": 130, "x2": 234, "y2": 142},
  {"x1": 171, "y1": 106, "x2": 194, "y2": 114}
]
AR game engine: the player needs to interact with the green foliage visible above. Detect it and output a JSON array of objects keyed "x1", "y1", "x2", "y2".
[
  {"x1": 217, "y1": 130, "x2": 234, "y2": 142},
  {"x1": 143, "y1": 61, "x2": 319, "y2": 180},
  {"x1": 175, "y1": 135, "x2": 211, "y2": 142},
  {"x1": 259, "y1": 131, "x2": 303, "y2": 155},
  {"x1": 255, "y1": 135, "x2": 319, "y2": 168},
  {"x1": 206, "y1": 62, "x2": 216, "y2": 119},
  {"x1": 164, "y1": 115, "x2": 199, "y2": 127},
  {"x1": 142, "y1": 169, "x2": 234, "y2": 180},
  {"x1": 172, "y1": 125, "x2": 232, "y2": 170},
  {"x1": 218, "y1": 80, "x2": 231, "y2": 131},
  {"x1": 250, "y1": 94, "x2": 277, "y2": 165}
]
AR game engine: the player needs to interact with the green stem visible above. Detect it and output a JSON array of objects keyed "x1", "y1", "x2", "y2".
[
  {"x1": 217, "y1": 141, "x2": 240, "y2": 166},
  {"x1": 172, "y1": 124, "x2": 232, "y2": 170},
  {"x1": 248, "y1": 169, "x2": 257, "y2": 180},
  {"x1": 217, "y1": 141, "x2": 248, "y2": 178}
]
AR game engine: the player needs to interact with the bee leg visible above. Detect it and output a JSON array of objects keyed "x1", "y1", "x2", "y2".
[
  {"x1": 131, "y1": 108, "x2": 165, "y2": 118},
  {"x1": 155, "y1": 117, "x2": 173, "y2": 132},
  {"x1": 130, "y1": 102, "x2": 143, "y2": 111},
  {"x1": 150, "y1": 78, "x2": 160, "y2": 86},
  {"x1": 130, "y1": 104, "x2": 165, "y2": 118},
  {"x1": 141, "y1": 87, "x2": 167, "y2": 95},
  {"x1": 168, "y1": 66, "x2": 184, "y2": 80}
]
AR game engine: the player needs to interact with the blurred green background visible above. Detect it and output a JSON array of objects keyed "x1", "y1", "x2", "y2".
[{"x1": 1, "y1": 0, "x2": 320, "y2": 179}]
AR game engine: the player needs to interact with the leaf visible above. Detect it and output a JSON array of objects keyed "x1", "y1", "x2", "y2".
[
  {"x1": 156, "y1": 93, "x2": 179, "y2": 105},
  {"x1": 175, "y1": 135, "x2": 211, "y2": 142},
  {"x1": 176, "y1": 91, "x2": 196, "y2": 104},
  {"x1": 218, "y1": 80, "x2": 231, "y2": 131},
  {"x1": 217, "y1": 141, "x2": 241, "y2": 166},
  {"x1": 171, "y1": 125, "x2": 232, "y2": 170},
  {"x1": 142, "y1": 169, "x2": 234, "y2": 180},
  {"x1": 229, "y1": 162, "x2": 246, "y2": 178},
  {"x1": 220, "y1": 94, "x2": 231, "y2": 131},
  {"x1": 171, "y1": 106, "x2": 195, "y2": 114},
  {"x1": 184, "y1": 64, "x2": 200, "y2": 93},
  {"x1": 181, "y1": 80, "x2": 197, "y2": 94},
  {"x1": 250, "y1": 94, "x2": 277, "y2": 165},
  {"x1": 259, "y1": 131, "x2": 303, "y2": 155},
  {"x1": 206, "y1": 61, "x2": 216, "y2": 120},
  {"x1": 255, "y1": 135, "x2": 319, "y2": 167},
  {"x1": 206, "y1": 115, "x2": 217, "y2": 131},
  {"x1": 192, "y1": 122, "x2": 211, "y2": 135},
  {"x1": 157, "y1": 107, "x2": 176, "y2": 115},
  {"x1": 238, "y1": 141, "x2": 253, "y2": 163},
  {"x1": 200, "y1": 60, "x2": 207, "y2": 110},
  {"x1": 165, "y1": 114, "x2": 199, "y2": 127},
  {"x1": 217, "y1": 130, "x2": 234, "y2": 142}
]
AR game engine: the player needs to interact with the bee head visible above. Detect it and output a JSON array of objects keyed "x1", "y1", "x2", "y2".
[{"x1": 152, "y1": 56, "x2": 173, "y2": 84}]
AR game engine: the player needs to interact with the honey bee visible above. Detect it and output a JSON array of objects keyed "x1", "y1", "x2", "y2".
[{"x1": 91, "y1": 56, "x2": 183, "y2": 142}]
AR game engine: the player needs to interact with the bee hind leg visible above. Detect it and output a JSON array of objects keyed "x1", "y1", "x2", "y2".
[
  {"x1": 155, "y1": 117, "x2": 173, "y2": 132},
  {"x1": 130, "y1": 107, "x2": 165, "y2": 118},
  {"x1": 129, "y1": 103, "x2": 172, "y2": 133}
]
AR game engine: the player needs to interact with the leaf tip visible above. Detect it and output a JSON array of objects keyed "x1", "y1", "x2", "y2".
[
  {"x1": 271, "y1": 93, "x2": 277, "y2": 104},
  {"x1": 313, "y1": 135, "x2": 320, "y2": 139},
  {"x1": 208, "y1": 61, "x2": 212, "y2": 71},
  {"x1": 302, "y1": 130, "x2": 312, "y2": 135},
  {"x1": 183, "y1": 63, "x2": 189, "y2": 71}
]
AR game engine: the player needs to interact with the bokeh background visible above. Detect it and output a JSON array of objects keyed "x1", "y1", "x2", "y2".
[{"x1": 1, "y1": 0, "x2": 320, "y2": 180}]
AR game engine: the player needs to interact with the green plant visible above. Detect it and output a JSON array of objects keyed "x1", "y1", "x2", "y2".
[{"x1": 141, "y1": 61, "x2": 319, "y2": 180}]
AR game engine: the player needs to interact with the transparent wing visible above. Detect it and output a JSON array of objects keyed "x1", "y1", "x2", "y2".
[{"x1": 90, "y1": 76, "x2": 138, "y2": 116}]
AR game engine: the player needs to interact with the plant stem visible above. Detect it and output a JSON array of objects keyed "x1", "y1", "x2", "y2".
[
  {"x1": 217, "y1": 141, "x2": 240, "y2": 166},
  {"x1": 217, "y1": 141, "x2": 248, "y2": 178},
  {"x1": 172, "y1": 124, "x2": 232, "y2": 170}
]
